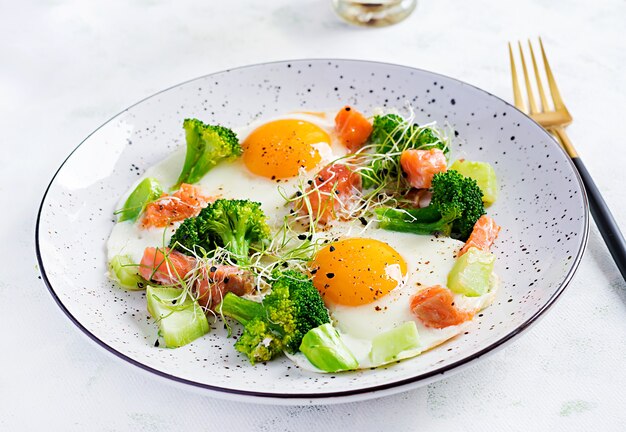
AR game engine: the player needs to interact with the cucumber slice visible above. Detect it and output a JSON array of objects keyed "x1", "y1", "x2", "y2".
[
  {"x1": 369, "y1": 321, "x2": 420, "y2": 365},
  {"x1": 109, "y1": 255, "x2": 146, "y2": 290},
  {"x1": 118, "y1": 177, "x2": 163, "y2": 222},
  {"x1": 300, "y1": 323, "x2": 358, "y2": 372},
  {"x1": 447, "y1": 247, "x2": 495, "y2": 297},
  {"x1": 450, "y1": 160, "x2": 498, "y2": 205},
  {"x1": 146, "y1": 286, "x2": 209, "y2": 348}
]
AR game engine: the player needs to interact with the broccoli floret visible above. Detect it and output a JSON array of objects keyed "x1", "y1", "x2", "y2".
[
  {"x1": 430, "y1": 170, "x2": 485, "y2": 240},
  {"x1": 218, "y1": 270, "x2": 331, "y2": 364},
  {"x1": 169, "y1": 199, "x2": 271, "y2": 263},
  {"x1": 264, "y1": 270, "x2": 331, "y2": 353},
  {"x1": 197, "y1": 199, "x2": 271, "y2": 262},
  {"x1": 174, "y1": 118, "x2": 242, "y2": 188},
  {"x1": 234, "y1": 317, "x2": 284, "y2": 364},
  {"x1": 371, "y1": 114, "x2": 447, "y2": 153},
  {"x1": 364, "y1": 114, "x2": 449, "y2": 189},
  {"x1": 376, "y1": 170, "x2": 485, "y2": 241},
  {"x1": 169, "y1": 217, "x2": 205, "y2": 253},
  {"x1": 370, "y1": 114, "x2": 406, "y2": 149}
]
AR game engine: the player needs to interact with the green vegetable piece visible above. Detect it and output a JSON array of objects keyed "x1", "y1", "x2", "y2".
[
  {"x1": 216, "y1": 292, "x2": 265, "y2": 325},
  {"x1": 450, "y1": 160, "x2": 498, "y2": 205},
  {"x1": 175, "y1": 118, "x2": 241, "y2": 188},
  {"x1": 146, "y1": 286, "x2": 209, "y2": 348},
  {"x1": 430, "y1": 170, "x2": 485, "y2": 241},
  {"x1": 447, "y1": 247, "x2": 495, "y2": 297},
  {"x1": 218, "y1": 270, "x2": 331, "y2": 364},
  {"x1": 265, "y1": 270, "x2": 331, "y2": 354},
  {"x1": 234, "y1": 316, "x2": 284, "y2": 365},
  {"x1": 376, "y1": 206, "x2": 457, "y2": 237},
  {"x1": 375, "y1": 170, "x2": 485, "y2": 241},
  {"x1": 118, "y1": 177, "x2": 163, "y2": 222},
  {"x1": 299, "y1": 323, "x2": 358, "y2": 372},
  {"x1": 369, "y1": 321, "x2": 420, "y2": 365},
  {"x1": 169, "y1": 199, "x2": 271, "y2": 264},
  {"x1": 109, "y1": 255, "x2": 146, "y2": 290}
]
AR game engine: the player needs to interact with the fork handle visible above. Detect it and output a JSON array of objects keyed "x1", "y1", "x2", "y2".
[{"x1": 570, "y1": 156, "x2": 626, "y2": 280}]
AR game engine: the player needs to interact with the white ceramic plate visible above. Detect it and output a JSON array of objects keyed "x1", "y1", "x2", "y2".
[{"x1": 36, "y1": 59, "x2": 588, "y2": 404}]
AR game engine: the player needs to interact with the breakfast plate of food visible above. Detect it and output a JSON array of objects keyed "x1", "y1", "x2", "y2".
[{"x1": 36, "y1": 59, "x2": 588, "y2": 404}]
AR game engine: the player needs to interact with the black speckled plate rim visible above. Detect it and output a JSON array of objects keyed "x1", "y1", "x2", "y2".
[{"x1": 35, "y1": 58, "x2": 590, "y2": 401}]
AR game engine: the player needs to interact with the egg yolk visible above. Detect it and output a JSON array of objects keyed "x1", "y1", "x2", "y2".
[
  {"x1": 310, "y1": 238, "x2": 408, "y2": 307},
  {"x1": 242, "y1": 119, "x2": 329, "y2": 179}
]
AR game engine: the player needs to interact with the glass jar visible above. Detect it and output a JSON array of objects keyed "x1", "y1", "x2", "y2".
[{"x1": 332, "y1": 0, "x2": 417, "y2": 27}]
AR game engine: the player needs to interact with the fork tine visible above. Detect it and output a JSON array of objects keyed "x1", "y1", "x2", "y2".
[
  {"x1": 508, "y1": 42, "x2": 525, "y2": 112},
  {"x1": 518, "y1": 41, "x2": 538, "y2": 114},
  {"x1": 528, "y1": 39, "x2": 549, "y2": 112},
  {"x1": 539, "y1": 37, "x2": 566, "y2": 110}
]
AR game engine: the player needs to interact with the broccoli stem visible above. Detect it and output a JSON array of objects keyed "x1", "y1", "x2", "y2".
[
  {"x1": 379, "y1": 217, "x2": 453, "y2": 237},
  {"x1": 377, "y1": 207, "x2": 455, "y2": 237},
  {"x1": 176, "y1": 121, "x2": 204, "y2": 187},
  {"x1": 219, "y1": 232, "x2": 249, "y2": 263},
  {"x1": 218, "y1": 292, "x2": 264, "y2": 325},
  {"x1": 212, "y1": 211, "x2": 257, "y2": 264},
  {"x1": 393, "y1": 206, "x2": 442, "y2": 223}
]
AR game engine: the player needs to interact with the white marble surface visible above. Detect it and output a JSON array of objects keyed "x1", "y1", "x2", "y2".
[{"x1": 1, "y1": 0, "x2": 625, "y2": 430}]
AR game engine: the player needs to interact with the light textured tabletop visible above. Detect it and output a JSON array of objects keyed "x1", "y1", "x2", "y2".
[{"x1": 2, "y1": 0, "x2": 625, "y2": 430}]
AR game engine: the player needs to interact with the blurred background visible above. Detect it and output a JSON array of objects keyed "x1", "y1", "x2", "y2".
[{"x1": 1, "y1": 0, "x2": 624, "y2": 430}]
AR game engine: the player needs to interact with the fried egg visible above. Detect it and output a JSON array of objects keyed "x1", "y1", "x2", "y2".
[{"x1": 284, "y1": 223, "x2": 497, "y2": 371}]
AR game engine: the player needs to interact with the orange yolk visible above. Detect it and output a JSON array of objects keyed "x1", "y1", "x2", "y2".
[
  {"x1": 242, "y1": 119, "x2": 330, "y2": 179},
  {"x1": 310, "y1": 238, "x2": 407, "y2": 307}
]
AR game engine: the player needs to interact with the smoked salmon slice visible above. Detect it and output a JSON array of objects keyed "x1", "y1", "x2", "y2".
[
  {"x1": 458, "y1": 215, "x2": 501, "y2": 256},
  {"x1": 141, "y1": 184, "x2": 211, "y2": 229},
  {"x1": 302, "y1": 164, "x2": 362, "y2": 224},
  {"x1": 139, "y1": 247, "x2": 196, "y2": 285},
  {"x1": 400, "y1": 148, "x2": 447, "y2": 189},
  {"x1": 335, "y1": 106, "x2": 373, "y2": 151},
  {"x1": 410, "y1": 285, "x2": 474, "y2": 328},
  {"x1": 195, "y1": 266, "x2": 256, "y2": 310}
]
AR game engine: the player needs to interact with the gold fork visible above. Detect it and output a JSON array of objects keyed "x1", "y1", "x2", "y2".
[{"x1": 509, "y1": 38, "x2": 626, "y2": 280}]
